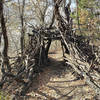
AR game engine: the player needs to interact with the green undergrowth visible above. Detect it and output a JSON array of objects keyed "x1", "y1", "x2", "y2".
[{"x1": 0, "y1": 91, "x2": 11, "y2": 100}]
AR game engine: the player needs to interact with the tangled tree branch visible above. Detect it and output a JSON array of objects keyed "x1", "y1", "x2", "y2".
[{"x1": 54, "y1": 0, "x2": 100, "y2": 95}]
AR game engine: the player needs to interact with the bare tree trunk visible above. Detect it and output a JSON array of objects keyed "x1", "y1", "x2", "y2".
[
  {"x1": 0, "y1": 0, "x2": 11, "y2": 73},
  {"x1": 0, "y1": 33, "x2": 1, "y2": 45},
  {"x1": 18, "y1": 0, "x2": 25, "y2": 56},
  {"x1": 45, "y1": 38, "x2": 52, "y2": 57},
  {"x1": 49, "y1": 10, "x2": 55, "y2": 28},
  {"x1": 0, "y1": 1, "x2": 3, "y2": 50}
]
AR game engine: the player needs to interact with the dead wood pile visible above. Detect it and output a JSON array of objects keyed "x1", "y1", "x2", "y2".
[{"x1": 54, "y1": 0, "x2": 100, "y2": 96}]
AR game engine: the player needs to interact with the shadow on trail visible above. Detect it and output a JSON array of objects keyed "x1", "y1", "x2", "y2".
[
  {"x1": 21, "y1": 56, "x2": 83, "y2": 100},
  {"x1": 28, "y1": 57, "x2": 70, "y2": 90}
]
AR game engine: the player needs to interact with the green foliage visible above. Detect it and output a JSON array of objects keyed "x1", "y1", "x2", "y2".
[
  {"x1": 0, "y1": 92, "x2": 11, "y2": 100},
  {"x1": 70, "y1": 12, "x2": 76, "y2": 19},
  {"x1": 72, "y1": 0, "x2": 100, "y2": 36},
  {"x1": 79, "y1": 0, "x2": 95, "y2": 9},
  {"x1": 79, "y1": 0, "x2": 89, "y2": 9}
]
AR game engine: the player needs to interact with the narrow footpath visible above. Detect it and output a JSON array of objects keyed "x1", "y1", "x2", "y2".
[{"x1": 27, "y1": 50, "x2": 95, "y2": 100}]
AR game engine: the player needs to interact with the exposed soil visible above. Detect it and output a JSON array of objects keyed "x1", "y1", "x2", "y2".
[{"x1": 22, "y1": 50, "x2": 97, "y2": 100}]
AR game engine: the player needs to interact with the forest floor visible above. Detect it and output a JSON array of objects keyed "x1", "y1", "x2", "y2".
[{"x1": 25, "y1": 50, "x2": 96, "y2": 100}]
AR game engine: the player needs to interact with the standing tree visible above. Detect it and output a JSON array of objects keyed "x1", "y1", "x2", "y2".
[
  {"x1": 18, "y1": 0, "x2": 25, "y2": 56},
  {"x1": 0, "y1": 0, "x2": 11, "y2": 74}
]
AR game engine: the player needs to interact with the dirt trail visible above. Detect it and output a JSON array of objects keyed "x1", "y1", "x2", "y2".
[{"x1": 27, "y1": 50, "x2": 95, "y2": 100}]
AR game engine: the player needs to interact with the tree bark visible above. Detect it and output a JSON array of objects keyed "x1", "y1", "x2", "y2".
[
  {"x1": 0, "y1": 0, "x2": 11, "y2": 72},
  {"x1": 18, "y1": 0, "x2": 25, "y2": 56}
]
